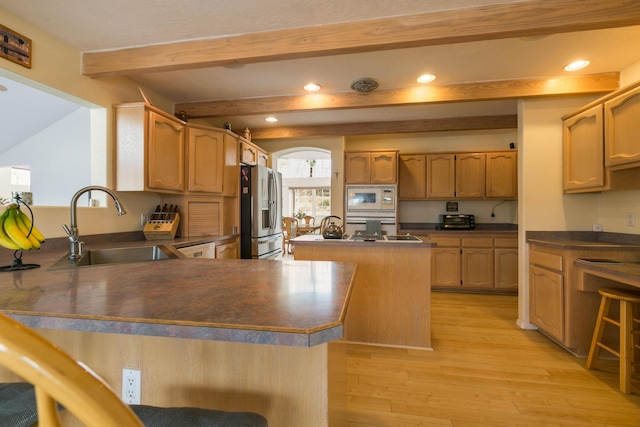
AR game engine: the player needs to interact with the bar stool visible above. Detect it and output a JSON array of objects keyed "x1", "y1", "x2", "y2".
[{"x1": 586, "y1": 287, "x2": 640, "y2": 394}]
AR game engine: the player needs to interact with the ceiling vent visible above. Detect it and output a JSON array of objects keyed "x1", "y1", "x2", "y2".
[{"x1": 350, "y1": 78, "x2": 379, "y2": 92}]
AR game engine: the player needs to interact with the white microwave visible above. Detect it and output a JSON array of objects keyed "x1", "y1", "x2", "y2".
[{"x1": 345, "y1": 185, "x2": 396, "y2": 213}]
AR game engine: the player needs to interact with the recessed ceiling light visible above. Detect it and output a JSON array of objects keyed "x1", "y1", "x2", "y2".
[
  {"x1": 564, "y1": 60, "x2": 590, "y2": 72},
  {"x1": 304, "y1": 83, "x2": 322, "y2": 92},
  {"x1": 417, "y1": 74, "x2": 436, "y2": 84},
  {"x1": 265, "y1": 116, "x2": 278, "y2": 123}
]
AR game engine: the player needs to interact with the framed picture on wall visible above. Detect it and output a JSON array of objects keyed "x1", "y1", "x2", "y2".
[{"x1": 0, "y1": 24, "x2": 32, "y2": 68}]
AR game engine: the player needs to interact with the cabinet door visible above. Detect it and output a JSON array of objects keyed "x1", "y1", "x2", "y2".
[
  {"x1": 432, "y1": 248, "x2": 460, "y2": 287},
  {"x1": 147, "y1": 111, "x2": 185, "y2": 192},
  {"x1": 495, "y1": 249, "x2": 518, "y2": 290},
  {"x1": 426, "y1": 154, "x2": 455, "y2": 198},
  {"x1": 462, "y1": 248, "x2": 493, "y2": 288},
  {"x1": 398, "y1": 155, "x2": 426, "y2": 199},
  {"x1": 216, "y1": 240, "x2": 239, "y2": 259},
  {"x1": 186, "y1": 127, "x2": 224, "y2": 193},
  {"x1": 241, "y1": 141, "x2": 258, "y2": 165},
  {"x1": 456, "y1": 153, "x2": 485, "y2": 198},
  {"x1": 257, "y1": 150, "x2": 269, "y2": 167},
  {"x1": 345, "y1": 152, "x2": 371, "y2": 184},
  {"x1": 605, "y1": 84, "x2": 640, "y2": 168},
  {"x1": 563, "y1": 105, "x2": 604, "y2": 191},
  {"x1": 370, "y1": 152, "x2": 397, "y2": 184},
  {"x1": 529, "y1": 265, "x2": 564, "y2": 342},
  {"x1": 486, "y1": 152, "x2": 517, "y2": 198}
]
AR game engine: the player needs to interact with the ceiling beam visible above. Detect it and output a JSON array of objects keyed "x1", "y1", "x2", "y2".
[
  {"x1": 175, "y1": 73, "x2": 619, "y2": 119},
  {"x1": 82, "y1": 0, "x2": 640, "y2": 77},
  {"x1": 250, "y1": 115, "x2": 518, "y2": 140}
]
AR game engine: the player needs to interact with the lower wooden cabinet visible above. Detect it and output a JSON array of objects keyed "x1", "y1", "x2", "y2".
[
  {"x1": 529, "y1": 264, "x2": 564, "y2": 342},
  {"x1": 430, "y1": 233, "x2": 517, "y2": 293},
  {"x1": 215, "y1": 239, "x2": 239, "y2": 259}
]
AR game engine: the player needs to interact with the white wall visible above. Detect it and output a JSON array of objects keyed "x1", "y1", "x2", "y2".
[{"x1": 0, "y1": 108, "x2": 91, "y2": 206}]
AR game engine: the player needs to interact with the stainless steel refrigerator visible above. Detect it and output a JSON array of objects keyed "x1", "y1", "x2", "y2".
[{"x1": 240, "y1": 165, "x2": 283, "y2": 259}]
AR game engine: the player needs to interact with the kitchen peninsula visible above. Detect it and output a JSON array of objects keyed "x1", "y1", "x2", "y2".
[
  {"x1": 292, "y1": 234, "x2": 434, "y2": 349},
  {"x1": 0, "y1": 239, "x2": 356, "y2": 427}
]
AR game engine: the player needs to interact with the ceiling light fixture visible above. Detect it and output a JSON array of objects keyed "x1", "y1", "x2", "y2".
[
  {"x1": 417, "y1": 74, "x2": 436, "y2": 84},
  {"x1": 265, "y1": 116, "x2": 278, "y2": 123},
  {"x1": 564, "y1": 60, "x2": 590, "y2": 72},
  {"x1": 304, "y1": 83, "x2": 322, "y2": 92}
]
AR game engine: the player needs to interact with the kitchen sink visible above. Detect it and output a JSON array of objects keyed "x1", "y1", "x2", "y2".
[{"x1": 49, "y1": 245, "x2": 178, "y2": 270}]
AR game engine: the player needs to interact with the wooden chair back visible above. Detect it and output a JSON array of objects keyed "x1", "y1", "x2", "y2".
[
  {"x1": 303, "y1": 216, "x2": 315, "y2": 226},
  {"x1": 0, "y1": 313, "x2": 144, "y2": 426}
]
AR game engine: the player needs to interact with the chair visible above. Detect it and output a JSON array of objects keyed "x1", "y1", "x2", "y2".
[
  {"x1": 0, "y1": 312, "x2": 268, "y2": 426},
  {"x1": 586, "y1": 287, "x2": 640, "y2": 394},
  {"x1": 303, "y1": 216, "x2": 315, "y2": 227},
  {"x1": 282, "y1": 217, "x2": 298, "y2": 254}
]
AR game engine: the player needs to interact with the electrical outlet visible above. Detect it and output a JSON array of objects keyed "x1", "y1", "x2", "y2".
[
  {"x1": 592, "y1": 224, "x2": 603, "y2": 232},
  {"x1": 140, "y1": 214, "x2": 147, "y2": 226},
  {"x1": 122, "y1": 368, "x2": 141, "y2": 404},
  {"x1": 627, "y1": 212, "x2": 636, "y2": 227}
]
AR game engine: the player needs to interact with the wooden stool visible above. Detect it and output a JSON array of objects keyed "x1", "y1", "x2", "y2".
[{"x1": 586, "y1": 288, "x2": 640, "y2": 394}]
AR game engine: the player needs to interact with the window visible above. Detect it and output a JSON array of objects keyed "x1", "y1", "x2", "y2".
[{"x1": 292, "y1": 188, "x2": 331, "y2": 218}]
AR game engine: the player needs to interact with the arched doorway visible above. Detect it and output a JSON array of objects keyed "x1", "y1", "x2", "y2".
[{"x1": 275, "y1": 148, "x2": 331, "y2": 222}]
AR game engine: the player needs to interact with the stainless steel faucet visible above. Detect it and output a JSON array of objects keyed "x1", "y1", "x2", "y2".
[{"x1": 63, "y1": 186, "x2": 127, "y2": 260}]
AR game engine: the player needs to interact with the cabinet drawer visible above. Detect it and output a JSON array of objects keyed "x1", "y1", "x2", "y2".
[
  {"x1": 529, "y1": 249, "x2": 563, "y2": 272},
  {"x1": 462, "y1": 237, "x2": 493, "y2": 248},
  {"x1": 495, "y1": 237, "x2": 517, "y2": 248},
  {"x1": 178, "y1": 242, "x2": 215, "y2": 259},
  {"x1": 429, "y1": 237, "x2": 460, "y2": 247}
]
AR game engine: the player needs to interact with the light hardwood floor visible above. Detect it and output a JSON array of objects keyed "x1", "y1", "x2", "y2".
[{"x1": 344, "y1": 292, "x2": 640, "y2": 426}]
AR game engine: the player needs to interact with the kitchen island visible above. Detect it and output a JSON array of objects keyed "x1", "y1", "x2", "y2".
[
  {"x1": 292, "y1": 234, "x2": 434, "y2": 349},
  {"x1": 0, "y1": 239, "x2": 356, "y2": 427}
]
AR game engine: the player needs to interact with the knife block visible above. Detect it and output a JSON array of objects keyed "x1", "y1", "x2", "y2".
[{"x1": 143, "y1": 213, "x2": 180, "y2": 240}]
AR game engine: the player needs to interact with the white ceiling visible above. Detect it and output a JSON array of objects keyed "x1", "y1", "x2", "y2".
[{"x1": 1, "y1": 0, "x2": 640, "y2": 132}]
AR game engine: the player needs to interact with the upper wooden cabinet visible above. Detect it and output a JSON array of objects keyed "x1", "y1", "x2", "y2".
[
  {"x1": 116, "y1": 103, "x2": 185, "y2": 193},
  {"x1": 486, "y1": 151, "x2": 518, "y2": 198},
  {"x1": 562, "y1": 81, "x2": 640, "y2": 194},
  {"x1": 345, "y1": 151, "x2": 398, "y2": 184},
  {"x1": 398, "y1": 154, "x2": 426, "y2": 199},
  {"x1": 116, "y1": 103, "x2": 242, "y2": 197},
  {"x1": 186, "y1": 125, "x2": 224, "y2": 194},
  {"x1": 563, "y1": 104, "x2": 604, "y2": 192},
  {"x1": 605, "y1": 84, "x2": 640, "y2": 169},
  {"x1": 240, "y1": 138, "x2": 268, "y2": 166},
  {"x1": 456, "y1": 153, "x2": 486, "y2": 198},
  {"x1": 409, "y1": 151, "x2": 516, "y2": 200},
  {"x1": 426, "y1": 154, "x2": 456, "y2": 198}
]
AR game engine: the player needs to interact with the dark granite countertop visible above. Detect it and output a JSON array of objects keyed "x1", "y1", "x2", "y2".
[
  {"x1": 574, "y1": 259, "x2": 640, "y2": 290},
  {"x1": 526, "y1": 231, "x2": 640, "y2": 249},
  {"x1": 0, "y1": 234, "x2": 356, "y2": 347}
]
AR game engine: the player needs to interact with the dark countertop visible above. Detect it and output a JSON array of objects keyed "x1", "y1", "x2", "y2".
[
  {"x1": 291, "y1": 234, "x2": 436, "y2": 246},
  {"x1": 399, "y1": 223, "x2": 517, "y2": 236},
  {"x1": 0, "y1": 234, "x2": 356, "y2": 347},
  {"x1": 526, "y1": 231, "x2": 640, "y2": 250}
]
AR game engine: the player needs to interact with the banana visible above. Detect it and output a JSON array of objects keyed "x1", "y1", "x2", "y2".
[
  {"x1": 12, "y1": 208, "x2": 40, "y2": 249},
  {"x1": 3, "y1": 207, "x2": 32, "y2": 250},
  {"x1": 0, "y1": 209, "x2": 21, "y2": 251},
  {"x1": 16, "y1": 209, "x2": 45, "y2": 243}
]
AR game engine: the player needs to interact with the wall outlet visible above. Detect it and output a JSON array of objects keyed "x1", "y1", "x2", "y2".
[
  {"x1": 140, "y1": 213, "x2": 148, "y2": 226},
  {"x1": 627, "y1": 212, "x2": 636, "y2": 227},
  {"x1": 122, "y1": 368, "x2": 141, "y2": 404},
  {"x1": 592, "y1": 224, "x2": 603, "y2": 232}
]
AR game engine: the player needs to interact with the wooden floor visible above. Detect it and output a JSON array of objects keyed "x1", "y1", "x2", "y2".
[{"x1": 343, "y1": 292, "x2": 640, "y2": 427}]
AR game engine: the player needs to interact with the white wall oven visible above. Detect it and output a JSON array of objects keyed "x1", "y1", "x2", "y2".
[{"x1": 344, "y1": 185, "x2": 397, "y2": 235}]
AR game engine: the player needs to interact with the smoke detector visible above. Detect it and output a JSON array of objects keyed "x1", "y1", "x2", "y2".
[{"x1": 350, "y1": 78, "x2": 379, "y2": 92}]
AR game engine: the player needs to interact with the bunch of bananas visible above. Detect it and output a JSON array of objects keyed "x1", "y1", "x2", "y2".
[{"x1": 0, "y1": 204, "x2": 45, "y2": 251}]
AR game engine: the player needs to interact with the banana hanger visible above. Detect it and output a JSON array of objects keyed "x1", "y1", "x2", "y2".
[{"x1": 0, "y1": 196, "x2": 40, "y2": 272}]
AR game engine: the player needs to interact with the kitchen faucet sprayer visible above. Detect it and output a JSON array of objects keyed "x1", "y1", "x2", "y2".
[{"x1": 63, "y1": 186, "x2": 127, "y2": 260}]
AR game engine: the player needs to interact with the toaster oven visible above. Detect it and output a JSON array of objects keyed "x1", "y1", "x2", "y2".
[{"x1": 440, "y1": 214, "x2": 475, "y2": 230}]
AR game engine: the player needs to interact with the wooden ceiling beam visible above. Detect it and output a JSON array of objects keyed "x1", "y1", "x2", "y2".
[
  {"x1": 82, "y1": 0, "x2": 640, "y2": 77},
  {"x1": 250, "y1": 115, "x2": 518, "y2": 140},
  {"x1": 175, "y1": 73, "x2": 619, "y2": 119}
]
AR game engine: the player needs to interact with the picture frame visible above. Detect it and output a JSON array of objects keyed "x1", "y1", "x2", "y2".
[{"x1": 0, "y1": 24, "x2": 32, "y2": 68}]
